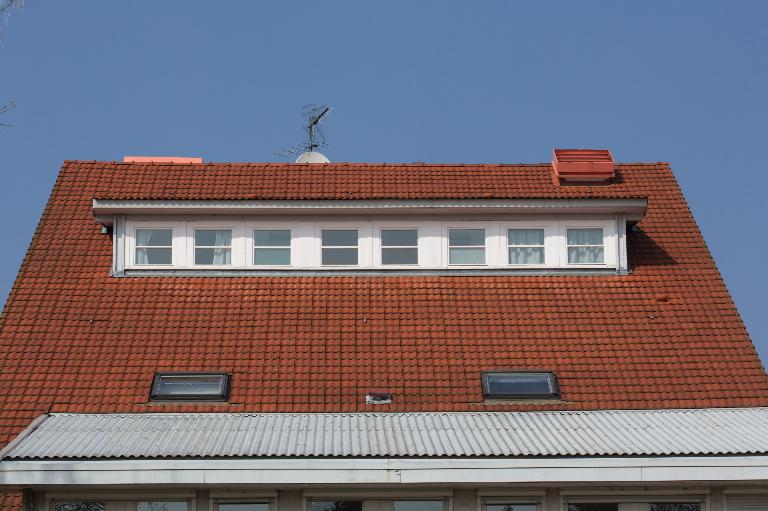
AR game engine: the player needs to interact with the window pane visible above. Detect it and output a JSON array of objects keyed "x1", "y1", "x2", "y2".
[
  {"x1": 567, "y1": 246, "x2": 604, "y2": 264},
  {"x1": 394, "y1": 502, "x2": 444, "y2": 511},
  {"x1": 484, "y1": 372, "x2": 556, "y2": 397},
  {"x1": 568, "y1": 506, "x2": 618, "y2": 511},
  {"x1": 508, "y1": 228, "x2": 544, "y2": 246},
  {"x1": 449, "y1": 247, "x2": 485, "y2": 265},
  {"x1": 650, "y1": 505, "x2": 701, "y2": 511},
  {"x1": 137, "y1": 503, "x2": 188, "y2": 511},
  {"x1": 449, "y1": 228, "x2": 485, "y2": 246},
  {"x1": 196, "y1": 247, "x2": 232, "y2": 265},
  {"x1": 567, "y1": 228, "x2": 603, "y2": 246},
  {"x1": 136, "y1": 247, "x2": 172, "y2": 265},
  {"x1": 382, "y1": 247, "x2": 418, "y2": 265},
  {"x1": 55, "y1": 503, "x2": 106, "y2": 511},
  {"x1": 136, "y1": 228, "x2": 172, "y2": 247},
  {"x1": 508, "y1": 247, "x2": 544, "y2": 265},
  {"x1": 254, "y1": 248, "x2": 291, "y2": 265},
  {"x1": 322, "y1": 248, "x2": 358, "y2": 265},
  {"x1": 382, "y1": 229, "x2": 418, "y2": 246},
  {"x1": 487, "y1": 505, "x2": 537, "y2": 511},
  {"x1": 153, "y1": 373, "x2": 227, "y2": 399},
  {"x1": 321, "y1": 229, "x2": 358, "y2": 246},
  {"x1": 219, "y1": 504, "x2": 269, "y2": 511},
  {"x1": 195, "y1": 229, "x2": 232, "y2": 246},
  {"x1": 254, "y1": 229, "x2": 290, "y2": 247},
  {"x1": 311, "y1": 502, "x2": 362, "y2": 511}
]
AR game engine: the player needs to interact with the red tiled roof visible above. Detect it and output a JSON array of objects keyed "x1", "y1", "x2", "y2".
[{"x1": 0, "y1": 161, "x2": 767, "y2": 450}]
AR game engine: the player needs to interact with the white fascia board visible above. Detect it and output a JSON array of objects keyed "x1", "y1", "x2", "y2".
[
  {"x1": 1, "y1": 456, "x2": 767, "y2": 487},
  {"x1": 93, "y1": 198, "x2": 648, "y2": 223}
]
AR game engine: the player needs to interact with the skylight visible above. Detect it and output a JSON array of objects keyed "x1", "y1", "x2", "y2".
[
  {"x1": 482, "y1": 371, "x2": 559, "y2": 399},
  {"x1": 150, "y1": 372, "x2": 230, "y2": 401}
]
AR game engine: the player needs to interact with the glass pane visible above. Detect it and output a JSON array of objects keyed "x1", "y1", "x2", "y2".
[
  {"x1": 567, "y1": 506, "x2": 618, "y2": 511},
  {"x1": 196, "y1": 247, "x2": 232, "y2": 265},
  {"x1": 136, "y1": 228, "x2": 172, "y2": 247},
  {"x1": 155, "y1": 374, "x2": 226, "y2": 397},
  {"x1": 254, "y1": 229, "x2": 291, "y2": 247},
  {"x1": 55, "y1": 503, "x2": 105, "y2": 511},
  {"x1": 449, "y1": 228, "x2": 485, "y2": 246},
  {"x1": 567, "y1": 246, "x2": 604, "y2": 264},
  {"x1": 382, "y1": 247, "x2": 418, "y2": 265},
  {"x1": 311, "y1": 503, "x2": 362, "y2": 511},
  {"x1": 322, "y1": 247, "x2": 358, "y2": 265},
  {"x1": 394, "y1": 502, "x2": 443, "y2": 511},
  {"x1": 219, "y1": 504, "x2": 269, "y2": 511},
  {"x1": 650, "y1": 505, "x2": 700, "y2": 511},
  {"x1": 137, "y1": 503, "x2": 188, "y2": 511},
  {"x1": 508, "y1": 247, "x2": 544, "y2": 265},
  {"x1": 508, "y1": 228, "x2": 544, "y2": 246},
  {"x1": 321, "y1": 229, "x2": 358, "y2": 247},
  {"x1": 254, "y1": 248, "x2": 291, "y2": 265},
  {"x1": 567, "y1": 228, "x2": 603, "y2": 246},
  {"x1": 136, "y1": 247, "x2": 172, "y2": 265},
  {"x1": 487, "y1": 505, "x2": 537, "y2": 511},
  {"x1": 484, "y1": 372, "x2": 555, "y2": 397},
  {"x1": 449, "y1": 247, "x2": 485, "y2": 265},
  {"x1": 382, "y1": 229, "x2": 418, "y2": 246},
  {"x1": 195, "y1": 229, "x2": 232, "y2": 247}
]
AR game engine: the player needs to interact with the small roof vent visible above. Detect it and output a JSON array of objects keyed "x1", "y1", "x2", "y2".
[
  {"x1": 295, "y1": 151, "x2": 331, "y2": 164},
  {"x1": 552, "y1": 149, "x2": 614, "y2": 182},
  {"x1": 365, "y1": 389, "x2": 393, "y2": 405},
  {"x1": 123, "y1": 156, "x2": 203, "y2": 164}
]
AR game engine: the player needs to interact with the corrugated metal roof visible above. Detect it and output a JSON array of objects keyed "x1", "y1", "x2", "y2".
[{"x1": 2, "y1": 408, "x2": 768, "y2": 460}]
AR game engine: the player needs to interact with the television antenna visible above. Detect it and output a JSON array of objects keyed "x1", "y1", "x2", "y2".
[
  {"x1": 0, "y1": 100, "x2": 15, "y2": 127},
  {"x1": 274, "y1": 105, "x2": 331, "y2": 158}
]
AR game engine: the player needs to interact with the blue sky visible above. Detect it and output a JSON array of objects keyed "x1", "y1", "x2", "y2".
[{"x1": 1, "y1": 1, "x2": 767, "y2": 364}]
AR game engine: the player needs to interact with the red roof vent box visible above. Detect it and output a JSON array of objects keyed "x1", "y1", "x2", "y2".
[{"x1": 552, "y1": 148, "x2": 615, "y2": 183}]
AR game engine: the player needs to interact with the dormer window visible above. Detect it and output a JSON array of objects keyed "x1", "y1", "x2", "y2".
[
  {"x1": 194, "y1": 229, "x2": 232, "y2": 265},
  {"x1": 482, "y1": 371, "x2": 559, "y2": 400},
  {"x1": 567, "y1": 228, "x2": 605, "y2": 264},
  {"x1": 150, "y1": 372, "x2": 230, "y2": 401},
  {"x1": 135, "y1": 228, "x2": 173, "y2": 265},
  {"x1": 381, "y1": 229, "x2": 418, "y2": 265},
  {"x1": 321, "y1": 229, "x2": 358, "y2": 266},
  {"x1": 507, "y1": 228, "x2": 545, "y2": 265},
  {"x1": 448, "y1": 228, "x2": 485, "y2": 265},
  {"x1": 254, "y1": 229, "x2": 291, "y2": 265}
]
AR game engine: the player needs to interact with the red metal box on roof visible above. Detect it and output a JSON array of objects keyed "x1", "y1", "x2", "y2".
[{"x1": 552, "y1": 149, "x2": 615, "y2": 181}]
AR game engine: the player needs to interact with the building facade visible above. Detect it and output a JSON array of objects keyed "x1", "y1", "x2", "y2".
[{"x1": 1, "y1": 151, "x2": 768, "y2": 511}]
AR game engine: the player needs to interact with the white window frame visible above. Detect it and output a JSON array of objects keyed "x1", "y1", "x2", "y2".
[
  {"x1": 187, "y1": 221, "x2": 245, "y2": 268},
  {"x1": 444, "y1": 223, "x2": 493, "y2": 267},
  {"x1": 213, "y1": 499, "x2": 274, "y2": 511},
  {"x1": 481, "y1": 497, "x2": 542, "y2": 511},
  {"x1": 245, "y1": 221, "x2": 294, "y2": 268},
  {"x1": 373, "y1": 223, "x2": 421, "y2": 268},
  {"x1": 125, "y1": 221, "x2": 184, "y2": 269},
  {"x1": 501, "y1": 221, "x2": 556, "y2": 267},
  {"x1": 558, "y1": 218, "x2": 617, "y2": 268},
  {"x1": 316, "y1": 222, "x2": 372, "y2": 268}
]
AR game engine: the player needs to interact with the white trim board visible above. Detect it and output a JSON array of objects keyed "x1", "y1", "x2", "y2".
[{"x1": 2, "y1": 456, "x2": 768, "y2": 487}]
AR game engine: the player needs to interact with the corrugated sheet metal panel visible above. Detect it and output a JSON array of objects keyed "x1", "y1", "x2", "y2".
[{"x1": 2, "y1": 408, "x2": 768, "y2": 460}]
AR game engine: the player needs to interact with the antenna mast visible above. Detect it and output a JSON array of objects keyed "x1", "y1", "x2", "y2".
[{"x1": 274, "y1": 105, "x2": 332, "y2": 160}]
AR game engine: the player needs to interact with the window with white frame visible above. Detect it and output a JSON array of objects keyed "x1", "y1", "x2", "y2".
[
  {"x1": 485, "y1": 504, "x2": 538, "y2": 511},
  {"x1": 123, "y1": 217, "x2": 621, "y2": 270},
  {"x1": 321, "y1": 229, "x2": 359, "y2": 265},
  {"x1": 448, "y1": 228, "x2": 485, "y2": 265},
  {"x1": 135, "y1": 228, "x2": 173, "y2": 265},
  {"x1": 381, "y1": 228, "x2": 418, "y2": 265},
  {"x1": 217, "y1": 503, "x2": 269, "y2": 511},
  {"x1": 566, "y1": 227, "x2": 604, "y2": 264},
  {"x1": 507, "y1": 228, "x2": 545, "y2": 265},
  {"x1": 194, "y1": 229, "x2": 232, "y2": 265},
  {"x1": 253, "y1": 229, "x2": 291, "y2": 265}
]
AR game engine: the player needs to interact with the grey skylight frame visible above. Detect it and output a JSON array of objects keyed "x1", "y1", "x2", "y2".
[
  {"x1": 150, "y1": 372, "x2": 231, "y2": 401},
  {"x1": 481, "y1": 370, "x2": 560, "y2": 400}
]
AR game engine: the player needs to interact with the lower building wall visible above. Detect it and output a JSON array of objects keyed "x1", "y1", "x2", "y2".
[{"x1": 18, "y1": 487, "x2": 768, "y2": 511}]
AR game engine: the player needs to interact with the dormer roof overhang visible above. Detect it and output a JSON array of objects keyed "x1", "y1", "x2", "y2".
[{"x1": 93, "y1": 197, "x2": 648, "y2": 223}]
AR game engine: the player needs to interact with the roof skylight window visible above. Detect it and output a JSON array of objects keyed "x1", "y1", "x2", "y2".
[
  {"x1": 150, "y1": 372, "x2": 230, "y2": 401},
  {"x1": 482, "y1": 371, "x2": 559, "y2": 399}
]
